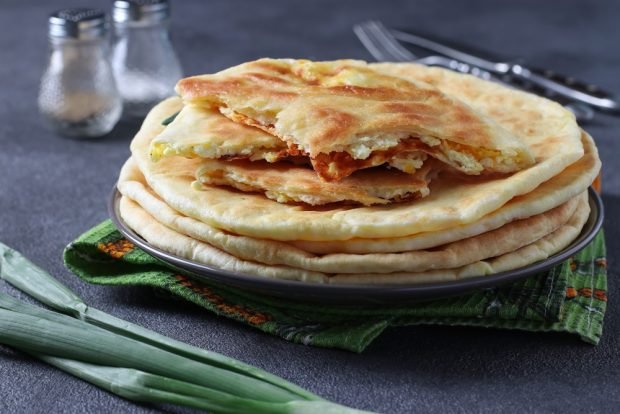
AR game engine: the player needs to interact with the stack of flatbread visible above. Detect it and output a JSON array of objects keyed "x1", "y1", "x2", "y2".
[{"x1": 117, "y1": 59, "x2": 601, "y2": 284}]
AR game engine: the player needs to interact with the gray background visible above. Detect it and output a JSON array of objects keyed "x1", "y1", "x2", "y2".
[{"x1": 1, "y1": 0, "x2": 619, "y2": 412}]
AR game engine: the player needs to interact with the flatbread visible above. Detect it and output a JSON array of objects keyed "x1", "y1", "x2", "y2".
[
  {"x1": 193, "y1": 158, "x2": 435, "y2": 206},
  {"x1": 177, "y1": 59, "x2": 534, "y2": 180},
  {"x1": 130, "y1": 94, "x2": 592, "y2": 241},
  {"x1": 118, "y1": 189, "x2": 590, "y2": 284},
  {"x1": 119, "y1": 157, "x2": 583, "y2": 273}
]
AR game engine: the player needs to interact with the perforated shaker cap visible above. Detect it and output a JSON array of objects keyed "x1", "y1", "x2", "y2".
[
  {"x1": 49, "y1": 8, "x2": 107, "y2": 39},
  {"x1": 113, "y1": 0, "x2": 170, "y2": 24}
]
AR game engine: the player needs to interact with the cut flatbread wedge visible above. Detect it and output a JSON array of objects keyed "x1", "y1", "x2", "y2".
[
  {"x1": 176, "y1": 58, "x2": 535, "y2": 181},
  {"x1": 150, "y1": 102, "x2": 428, "y2": 176},
  {"x1": 194, "y1": 158, "x2": 435, "y2": 206},
  {"x1": 150, "y1": 104, "x2": 288, "y2": 162}
]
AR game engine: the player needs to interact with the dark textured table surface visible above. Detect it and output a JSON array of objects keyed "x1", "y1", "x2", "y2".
[{"x1": 1, "y1": 1, "x2": 619, "y2": 413}]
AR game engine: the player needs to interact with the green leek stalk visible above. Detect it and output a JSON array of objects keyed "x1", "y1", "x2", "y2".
[
  {"x1": 36, "y1": 356, "x2": 361, "y2": 414},
  {"x1": 0, "y1": 296, "x2": 366, "y2": 412},
  {"x1": 36, "y1": 356, "x2": 291, "y2": 414},
  {"x1": 0, "y1": 308, "x2": 297, "y2": 403},
  {"x1": 0, "y1": 242, "x2": 317, "y2": 401},
  {"x1": 0, "y1": 242, "x2": 373, "y2": 412}
]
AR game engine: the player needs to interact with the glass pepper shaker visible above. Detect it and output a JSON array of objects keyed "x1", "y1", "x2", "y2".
[
  {"x1": 111, "y1": 0, "x2": 183, "y2": 118},
  {"x1": 38, "y1": 8, "x2": 122, "y2": 138}
]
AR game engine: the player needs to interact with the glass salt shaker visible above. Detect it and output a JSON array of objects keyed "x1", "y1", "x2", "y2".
[
  {"x1": 111, "y1": 0, "x2": 183, "y2": 118},
  {"x1": 38, "y1": 9, "x2": 122, "y2": 138}
]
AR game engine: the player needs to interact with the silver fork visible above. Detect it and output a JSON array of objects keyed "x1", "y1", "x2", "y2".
[{"x1": 353, "y1": 20, "x2": 594, "y2": 122}]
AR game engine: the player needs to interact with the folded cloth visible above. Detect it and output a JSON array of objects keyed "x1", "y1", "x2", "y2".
[{"x1": 64, "y1": 220, "x2": 607, "y2": 353}]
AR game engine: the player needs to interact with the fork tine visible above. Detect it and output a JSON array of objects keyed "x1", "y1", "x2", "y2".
[
  {"x1": 354, "y1": 21, "x2": 417, "y2": 62},
  {"x1": 366, "y1": 21, "x2": 417, "y2": 61},
  {"x1": 353, "y1": 22, "x2": 394, "y2": 62}
]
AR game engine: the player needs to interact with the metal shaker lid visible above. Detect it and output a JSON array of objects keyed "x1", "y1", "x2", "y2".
[
  {"x1": 49, "y1": 8, "x2": 107, "y2": 39},
  {"x1": 112, "y1": 0, "x2": 170, "y2": 24}
]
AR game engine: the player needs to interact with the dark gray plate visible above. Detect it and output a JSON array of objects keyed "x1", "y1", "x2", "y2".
[{"x1": 109, "y1": 188, "x2": 603, "y2": 306}]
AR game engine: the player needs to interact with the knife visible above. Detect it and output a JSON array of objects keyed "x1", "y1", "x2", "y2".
[{"x1": 392, "y1": 29, "x2": 619, "y2": 113}]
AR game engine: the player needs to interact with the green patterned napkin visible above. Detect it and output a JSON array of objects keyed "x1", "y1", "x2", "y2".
[{"x1": 64, "y1": 220, "x2": 607, "y2": 352}]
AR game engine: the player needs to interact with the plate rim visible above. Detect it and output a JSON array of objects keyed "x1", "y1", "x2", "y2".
[{"x1": 109, "y1": 187, "x2": 604, "y2": 303}]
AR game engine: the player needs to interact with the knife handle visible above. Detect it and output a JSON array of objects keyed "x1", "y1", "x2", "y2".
[{"x1": 510, "y1": 65, "x2": 619, "y2": 112}]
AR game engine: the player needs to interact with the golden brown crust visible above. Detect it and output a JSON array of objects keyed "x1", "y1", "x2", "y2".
[{"x1": 176, "y1": 59, "x2": 534, "y2": 180}]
